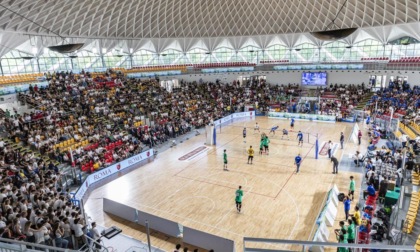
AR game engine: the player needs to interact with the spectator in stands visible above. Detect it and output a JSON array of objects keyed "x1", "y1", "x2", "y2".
[
  {"x1": 363, "y1": 183, "x2": 376, "y2": 200},
  {"x1": 405, "y1": 157, "x2": 415, "y2": 182},
  {"x1": 174, "y1": 244, "x2": 182, "y2": 252},
  {"x1": 352, "y1": 151, "x2": 363, "y2": 167}
]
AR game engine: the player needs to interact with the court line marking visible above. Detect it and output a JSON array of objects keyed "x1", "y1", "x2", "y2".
[
  {"x1": 198, "y1": 171, "x2": 249, "y2": 188},
  {"x1": 173, "y1": 135, "x2": 241, "y2": 177},
  {"x1": 97, "y1": 121, "x2": 322, "y2": 243},
  {"x1": 215, "y1": 155, "x2": 296, "y2": 169},
  {"x1": 305, "y1": 126, "x2": 349, "y2": 240},
  {"x1": 123, "y1": 197, "x2": 245, "y2": 237},
  {"x1": 227, "y1": 167, "x2": 301, "y2": 240},
  {"x1": 274, "y1": 143, "x2": 315, "y2": 199},
  {"x1": 176, "y1": 174, "x2": 273, "y2": 198},
  {"x1": 213, "y1": 185, "x2": 254, "y2": 227},
  {"x1": 176, "y1": 196, "x2": 217, "y2": 215},
  {"x1": 158, "y1": 123, "x2": 320, "y2": 240},
  {"x1": 152, "y1": 175, "x2": 199, "y2": 209}
]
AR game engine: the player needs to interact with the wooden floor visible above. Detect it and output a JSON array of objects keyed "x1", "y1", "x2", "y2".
[{"x1": 85, "y1": 117, "x2": 365, "y2": 252}]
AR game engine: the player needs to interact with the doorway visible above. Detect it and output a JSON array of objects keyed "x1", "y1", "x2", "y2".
[{"x1": 369, "y1": 75, "x2": 387, "y2": 91}]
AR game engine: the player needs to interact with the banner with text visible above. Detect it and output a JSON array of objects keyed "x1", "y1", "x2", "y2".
[
  {"x1": 74, "y1": 149, "x2": 154, "y2": 200},
  {"x1": 213, "y1": 111, "x2": 255, "y2": 127},
  {"x1": 268, "y1": 112, "x2": 336, "y2": 123}
]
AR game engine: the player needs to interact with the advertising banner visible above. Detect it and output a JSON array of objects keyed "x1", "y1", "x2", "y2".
[
  {"x1": 268, "y1": 112, "x2": 335, "y2": 123},
  {"x1": 74, "y1": 149, "x2": 154, "y2": 200},
  {"x1": 213, "y1": 111, "x2": 255, "y2": 127}
]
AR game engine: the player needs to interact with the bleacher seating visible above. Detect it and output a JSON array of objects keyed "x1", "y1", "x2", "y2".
[
  {"x1": 361, "y1": 57, "x2": 389, "y2": 61},
  {"x1": 410, "y1": 121, "x2": 420, "y2": 135},
  {"x1": 412, "y1": 170, "x2": 420, "y2": 186},
  {"x1": 192, "y1": 62, "x2": 255, "y2": 69},
  {"x1": 389, "y1": 56, "x2": 420, "y2": 63},
  {"x1": 403, "y1": 192, "x2": 420, "y2": 234},
  {"x1": 114, "y1": 62, "x2": 255, "y2": 72},
  {"x1": 261, "y1": 60, "x2": 289, "y2": 64},
  {"x1": 0, "y1": 73, "x2": 44, "y2": 85},
  {"x1": 399, "y1": 122, "x2": 417, "y2": 140},
  {"x1": 112, "y1": 65, "x2": 187, "y2": 73}
]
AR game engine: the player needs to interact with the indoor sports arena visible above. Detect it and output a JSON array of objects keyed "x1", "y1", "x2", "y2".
[{"x1": 0, "y1": 0, "x2": 418, "y2": 252}]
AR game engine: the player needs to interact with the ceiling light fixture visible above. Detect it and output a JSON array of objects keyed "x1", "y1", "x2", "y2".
[
  {"x1": 310, "y1": 0, "x2": 357, "y2": 41},
  {"x1": 0, "y1": 3, "x2": 84, "y2": 54}
]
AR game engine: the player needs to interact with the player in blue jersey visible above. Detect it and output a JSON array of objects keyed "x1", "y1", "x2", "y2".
[
  {"x1": 290, "y1": 118, "x2": 295, "y2": 130},
  {"x1": 243, "y1": 127, "x2": 247, "y2": 143},
  {"x1": 297, "y1": 130, "x2": 304, "y2": 147},
  {"x1": 281, "y1": 128, "x2": 290, "y2": 140},
  {"x1": 294, "y1": 153, "x2": 302, "y2": 173},
  {"x1": 269, "y1": 125, "x2": 279, "y2": 135}
]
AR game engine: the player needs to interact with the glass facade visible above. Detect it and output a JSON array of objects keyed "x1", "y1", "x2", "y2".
[{"x1": 1, "y1": 37, "x2": 420, "y2": 75}]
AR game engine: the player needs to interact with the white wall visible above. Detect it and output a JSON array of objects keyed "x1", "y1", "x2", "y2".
[{"x1": 166, "y1": 70, "x2": 420, "y2": 87}]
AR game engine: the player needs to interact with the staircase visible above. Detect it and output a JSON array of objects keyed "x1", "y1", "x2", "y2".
[
  {"x1": 355, "y1": 92, "x2": 375, "y2": 110},
  {"x1": 407, "y1": 208, "x2": 420, "y2": 243}
]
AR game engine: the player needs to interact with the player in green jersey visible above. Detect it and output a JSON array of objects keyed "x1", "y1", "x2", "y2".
[
  {"x1": 223, "y1": 149, "x2": 228, "y2": 171},
  {"x1": 235, "y1": 185, "x2": 243, "y2": 213}
]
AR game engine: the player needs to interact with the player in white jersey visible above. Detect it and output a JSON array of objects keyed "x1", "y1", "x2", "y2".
[{"x1": 254, "y1": 122, "x2": 260, "y2": 133}]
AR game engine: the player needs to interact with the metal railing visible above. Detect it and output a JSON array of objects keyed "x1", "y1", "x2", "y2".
[
  {"x1": 243, "y1": 237, "x2": 415, "y2": 252},
  {"x1": 78, "y1": 234, "x2": 109, "y2": 252},
  {"x1": 0, "y1": 236, "x2": 78, "y2": 252}
]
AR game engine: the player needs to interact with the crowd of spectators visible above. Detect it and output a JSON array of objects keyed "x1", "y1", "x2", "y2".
[
  {"x1": 368, "y1": 80, "x2": 418, "y2": 117},
  {"x1": 1, "y1": 70, "x2": 285, "y2": 174},
  {"x1": 0, "y1": 160, "x2": 86, "y2": 248},
  {"x1": 1, "y1": 69, "x2": 418, "y2": 249},
  {"x1": 317, "y1": 83, "x2": 369, "y2": 119},
  {"x1": 0, "y1": 70, "x2": 302, "y2": 248}
]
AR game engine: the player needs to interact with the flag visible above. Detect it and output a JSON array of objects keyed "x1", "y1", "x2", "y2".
[
  {"x1": 69, "y1": 148, "x2": 75, "y2": 167},
  {"x1": 213, "y1": 127, "x2": 217, "y2": 145}
]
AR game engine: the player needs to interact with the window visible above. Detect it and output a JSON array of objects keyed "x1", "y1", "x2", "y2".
[
  {"x1": 132, "y1": 50, "x2": 154, "y2": 66},
  {"x1": 186, "y1": 48, "x2": 208, "y2": 64},
  {"x1": 73, "y1": 51, "x2": 103, "y2": 70},
  {"x1": 1, "y1": 50, "x2": 38, "y2": 75},
  {"x1": 38, "y1": 50, "x2": 71, "y2": 72},
  {"x1": 159, "y1": 49, "x2": 182, "y2": 65},
  {"x1": 213, "y1": 47, "x2": 234, "y2": 62},
  {"x1": 103, "y1": 50, "x2": 128, "y2": 68},
  {"x1": 321, "y1": 41, "x2": 347, "y2": 62},
  {"x1": 265, "y1": 45, "x2": 288, "y2": 61},
  {"x1": 238, "y1": 46, "x2": 260, "y2": 62}
]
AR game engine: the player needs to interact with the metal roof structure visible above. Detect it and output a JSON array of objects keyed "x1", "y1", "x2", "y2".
[{"x1": 0, "y1": 0, "x2": 418, "y2": 56}]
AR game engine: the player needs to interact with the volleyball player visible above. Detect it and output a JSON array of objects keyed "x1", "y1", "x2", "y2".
[
  {"x1": 263, "y1": 136, "x2": 270, "y2": 154},
  {"x1": 290, "y1": 118, "x2": 295, "y2": 130},
  {"x1": 247, "y1": 145, "x2": 254, "y2": 164},
  {"x1": 259, "y1": 138, "x2": 264, "y2": 155},
  {"x1": 223, "y1": 149, "x2": 228, "y2": 171},
  {"x1": 297, "y1": 130, "x2": 304, "y2": 147},
  {"x1": 243, "y1": 127, "x2": 247, "y2": 143},
  {"x1": 254, "y1": 122, "x2": 260, "y2": 134},
  {"x1": 235, "y1": 186, "x2": 243, "y2": 213},
  {"x1": 269, "y1": 125, "x2": 279, "y2": 135},
  {"x1": 281, "y1": 128, "x2": 290, "y2": 140}
]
